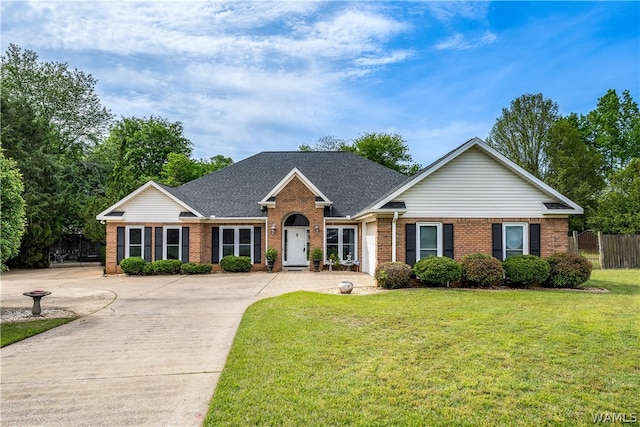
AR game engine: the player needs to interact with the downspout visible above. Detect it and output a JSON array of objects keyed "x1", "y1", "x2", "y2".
[
  {"x1": 265, "y1": 217, "x2": 269, "y2": 265},
  {"x1": 391, "y1": 211, "x2": 399, "y2": 262}
]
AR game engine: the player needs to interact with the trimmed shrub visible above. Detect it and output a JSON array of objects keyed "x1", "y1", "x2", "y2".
[
  {"x1": 375, "y1": 262, "x2": 413, "y2": 289},
  {"x1": 143, "y1": 262, "x2": 154, "y2": 275},
  {"x1": 152, "y1": 259, "x2": 183, "y2": 274},
  {"x1": 503, "y1": 255, "x2": 550, "y2": 287},
  {"x1": 119, "y1": 257, "x2": 147, "y2": 275},
  {"x1": 413, "y1": 256, "x2": 461, "y2": 286},
  {"x1": 220, "y1": 256, "x2": 252, "y2": 273},
  {"x1": 181, "y1": 263, "x2": 213, "y2": 274},
  {"x1": 546, "y1": 252, "x2": 593, "y2": 288},
  {"x1": 460, "y1": 253, "x2": 504, "y2": 288}
]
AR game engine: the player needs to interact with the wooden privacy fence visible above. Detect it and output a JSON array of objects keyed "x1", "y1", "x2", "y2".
[{"x1": 569, "y1": 231, "x2": 640, "y2": 269}]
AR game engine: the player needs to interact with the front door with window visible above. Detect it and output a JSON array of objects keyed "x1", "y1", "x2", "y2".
[{"x1": 284, "y1": 227, "x2": 308, "y2": 266}]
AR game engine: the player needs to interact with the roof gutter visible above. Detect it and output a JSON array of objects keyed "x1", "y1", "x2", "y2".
[{"x1": 392, "y1": 211, "x2": 399, "y2": 262}]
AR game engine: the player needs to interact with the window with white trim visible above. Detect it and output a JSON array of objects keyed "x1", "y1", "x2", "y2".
[
  {"x1": 221, "y1": 227, "x2": 253, "y2": 261},
  {"x1": 126, "y1": 226, "x2": 144, "y2": 258},
  {"x1": 417, "y1": 223, "x2": 442, "y2": 260},
  {"x1": 326, "y1": 226, "x2": 357, "y2": 262},
  {"x1": 164, "y1": 227, "x2": 181, "y2": 260},
  {"x1": 503, "y1": 223, "x2": 528, "y2": 259}
]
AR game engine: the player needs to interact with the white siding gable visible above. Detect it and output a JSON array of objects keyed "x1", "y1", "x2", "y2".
[
  {"x1": 399, "y1": 146, "x2": 561, "y2": 218},
  {"x1": 119, "y1": 187, "x2": 186, "y2": 222}
]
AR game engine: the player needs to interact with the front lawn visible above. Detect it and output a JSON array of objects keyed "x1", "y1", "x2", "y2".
[
  {"x1": 0, "y1": 317, "x2": 77, "y2": 347},
  {"x1": 206, "y1": 270, "x2": 639, "y2": 426}
]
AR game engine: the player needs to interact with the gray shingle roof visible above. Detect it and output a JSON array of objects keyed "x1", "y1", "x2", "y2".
[{"x1": 175, "y1": 151, "x2": 407, "y2": 217}]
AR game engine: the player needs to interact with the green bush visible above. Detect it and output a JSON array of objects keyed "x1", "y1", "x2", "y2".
[
  {"x1": 143, "y1": 262, "x2": 154, "y2": 275},
  {"x1": 375, "y1": 262, "x2": 413, "y2": 289},
  {"x1": 220, "y1": 256, "x2": 252, "y2": 272},
  {"x1": 503, "y1": 255, "x2": 550, "y2": 287},
  {"x1": 413, "y1": 257, "x2": 462, "y2": 286},
  {"x1": 546, "y1": 252, "x2": 593, "y2": 288},
  {"x1": 119, "y1": 257, "x2": 147, "y2": 275},
  {"x1": 181, "y1": 263, "x2": 213, "y2": 274},
  {"x1": 460, "y1": 253, "x2": 504, "y2": 288},
  {"x1": 152, "y1": 259, "x2": 183, "y2": 274}
]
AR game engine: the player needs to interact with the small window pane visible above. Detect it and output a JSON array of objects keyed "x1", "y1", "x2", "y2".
[
  {"x1": 342, "y1": 229, "x2": 354, "y2": 245},
  {"x1": 420, "y1": 249, "x2": 437, "y2": 259},
  {"x1": 129, "y1": 246, "x2": 142, "y2": 257},
  {"x1": 239, "y1": 229, "x2": 251, "y2": 245},
  {"x1": 505, "y1": 225, "x2": 524, "y2": 258},
  {"x1": 327, "y1": 229, "x2": 338, "y2": 244},
  {"x1": 222, "y1": 229, "x2": 234, "y2": 244},
  {"x1": 239, "y1": 245, "x2": 251, "y2": 257},
  {"x1": 166, "y1": 229, "x2": 180, "y2": 245},
  {"x1": 129, "y1": 229, "x2": 142, "y2": 244},
  {"x1": 222, "y1": 245, "x2": 234, "y2": 257},
  {"x1": 166, "y1": 246, "x2": 180, "y2": 260},
  {"x1": 420, "y1": 226, "x2": 437, "y2": 249}
]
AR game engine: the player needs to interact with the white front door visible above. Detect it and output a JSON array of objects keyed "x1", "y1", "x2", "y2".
[
  {"x1": 363, "y1": 222, "x2": 377, "y2": 275},
  {"x1": 284, "y1": 227, "x2": 309, "y2": 266}
]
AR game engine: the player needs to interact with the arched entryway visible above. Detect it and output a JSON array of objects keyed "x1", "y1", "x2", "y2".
[{"x1": 283, "y1": 214, "x2": 310, "y2": 266}]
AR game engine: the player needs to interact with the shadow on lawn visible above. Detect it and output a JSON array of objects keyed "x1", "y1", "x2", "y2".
[{"x1": 589, "y1": 280, "x2": 640, "y2": 295}]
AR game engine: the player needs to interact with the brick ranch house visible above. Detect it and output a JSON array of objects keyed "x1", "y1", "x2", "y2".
[{"x1": 97, "y1": 138, "x2": 582, "y2": 275}]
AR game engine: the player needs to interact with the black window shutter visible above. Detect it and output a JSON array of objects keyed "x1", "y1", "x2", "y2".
[
  {"x1": 254, "y1": 227, "x2": 262, "y2": 264},
  {"x1": 155, "y1": 227, "x2": 163, "y2": 260},
  {"x1": 529, "y1": 223, "x2": 541, "y2": 256},
  {"x1": 492, "y1": 223, "x2": 503, "y2": 260},
  {"x1": 406, "y1": 223, "x2": 416, "y2": 266},
  {"x1": 182, "y1": 227, "x2": 190, "y2": 263},
  {"x1": 116, "y1": 227, "x2": 125, "y2": 264},
  {"x1": 212, "y1": 227, "x2": 219, "y2": 264},
  {"x1": 144, "y1": 227, "x2": 152, "y2": 262},
  {"x1": 443, "y1": 224, "x2": 454, "y2": 259}
]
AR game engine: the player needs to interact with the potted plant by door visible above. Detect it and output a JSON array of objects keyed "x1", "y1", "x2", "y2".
[
  {"x1": 311, "y1": 248, "x2": 323, "y2": 272},
  {"x1": 265, "y1": 248, "x2": 277, "y2": 273}
]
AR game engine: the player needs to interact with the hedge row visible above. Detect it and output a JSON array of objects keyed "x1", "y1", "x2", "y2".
[
  {"x1": 119, "y1": 257, "x2": 213, "y2": 275},
  {"x1": 375, "y1": 252, "x2": 592, "y2": 289}
]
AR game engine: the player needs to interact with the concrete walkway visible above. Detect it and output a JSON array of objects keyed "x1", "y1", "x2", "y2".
[{"x1": 0, "y1": 268, "x2": 374, "y2": 426}]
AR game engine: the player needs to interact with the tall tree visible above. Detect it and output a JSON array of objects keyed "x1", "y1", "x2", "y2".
[
  {"x1": 349, "y1": 132, "x2": 421, "y2": 175},
  {"x1": 298, "y1": 136, "x2": 349, "y2": 152},
  {"x1": 160, "y1": 153, "x2": 233, "y2": 186},
  {"x1": 588, "y1": 158, "x2": 640, "y2": 234},
  {"x1": 104, "y1": 116, "x2": 192, "y2": 201},
  {"x1": 487, "y1": 93, "x2": 560, "y2": 180},
  {"x1": 582, "y1": 89, "x2": 640, "y2": 175},
  {"x1": 1, "y1": 43, "x2": 112, "y2": 152},
  {"x1": 545, "y1": 115, "x2": 606, "y2": 231},
  {"x1": 0, "y1": 152, "x2": 27, "y2": 271},
  {"x1": 1, "y1": 97, "x2": 63, "y2": 267}
]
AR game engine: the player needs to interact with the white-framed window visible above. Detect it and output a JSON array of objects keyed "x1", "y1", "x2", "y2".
[
  {"x1": 221, "y1": 227, "x2": 253, "y2": 262},
  {"x1": 126, "y1": 226, "x2": 144, "y2": 258},
  {"x1": 164, "y1": 227, "x2": 181, "y2": 260},
  {"x1": 503, "y1": 223, "x2": 528, "y2": 259},
  {"x1": 326, "y1": 226, "x2": 357, "y2": 262},
  {"x1": 417, "y1": 222, "x2": 442, "y2": 260}
]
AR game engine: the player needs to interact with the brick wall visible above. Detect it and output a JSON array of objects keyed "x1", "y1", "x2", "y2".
[{"x1": 378, "y1": 217, "x2": 569, "y2": 265}]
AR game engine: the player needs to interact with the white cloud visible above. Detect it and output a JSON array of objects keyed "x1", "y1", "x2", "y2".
[
  {"x1": 435, "y1": 31, "x2": 497, "y2": 50},
  {"x1": 427, "y1": 2, "x2": 490, "y2": 23}
]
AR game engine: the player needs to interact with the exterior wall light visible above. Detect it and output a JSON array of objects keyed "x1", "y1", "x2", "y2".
[
  {"x1": 314, "y1": 223, "x2": 320, "y2": 234},
  {"x1": 271, "y1": 223, "x2": 277, "y2": 234}
]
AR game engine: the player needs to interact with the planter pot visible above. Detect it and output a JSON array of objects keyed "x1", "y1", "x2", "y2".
[
  {"x1": 267, "y1": 260, "x2": 275, "y2": 273},
  {"x1": 312, "y1": 259, "x2": 320, "y2": 272}
]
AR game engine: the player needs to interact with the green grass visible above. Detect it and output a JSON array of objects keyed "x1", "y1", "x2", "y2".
[
  {"x1": 0, "y1": 317, "x2": 77, "y2": 347},
  {"x1": 206, "y1": 270, "x2": 640, "y2": 426}
]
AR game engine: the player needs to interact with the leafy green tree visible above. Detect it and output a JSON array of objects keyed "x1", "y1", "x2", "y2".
[
  {"x1": 487, "y1": 93, "x2": 560, "y2": 180},
  {"x1": 349, "y1": 132, "x2": 421, "y2": 175},
  {"x1": 582, "y1": 89, "x2": 640, "y2": 175},
  {"x1": 1, "y1": 43, "x2": 112, "y2": 152},
  {"x1": 546, "y1": 115, "x2": 606, "y2": 231},
  {"x1": 589, "y1": 158, "x2": 640, "y2": 234},
  {"x1": 0, "y1": 97, "x2": 63, "y2": 267},
  {"x1": 0, "y1": 152, "x2": 26, "y2": 271},
  {"x1": 104, "y1": 116, "x2": 192, "y2": 201},
  {"x1": 160, "y1": 153, "x2": 233, "y2": 186},
  {"x1": 298, "y1": 136, "x2": 349, "y2": 152}
]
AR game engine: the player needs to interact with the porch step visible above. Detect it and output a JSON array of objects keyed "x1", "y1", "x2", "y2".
[{"x1": 283, "y1": 266, "x2": 308, "y2": 272}]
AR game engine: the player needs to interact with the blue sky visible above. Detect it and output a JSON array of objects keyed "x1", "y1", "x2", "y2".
[{"x1": 2, "y1": 1, "x2": 638, "y2": 165}]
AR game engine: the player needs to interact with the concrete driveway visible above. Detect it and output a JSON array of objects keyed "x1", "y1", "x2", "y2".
[{"x1": 0, "y1": 267, "x2": 374, "y2": 426}]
